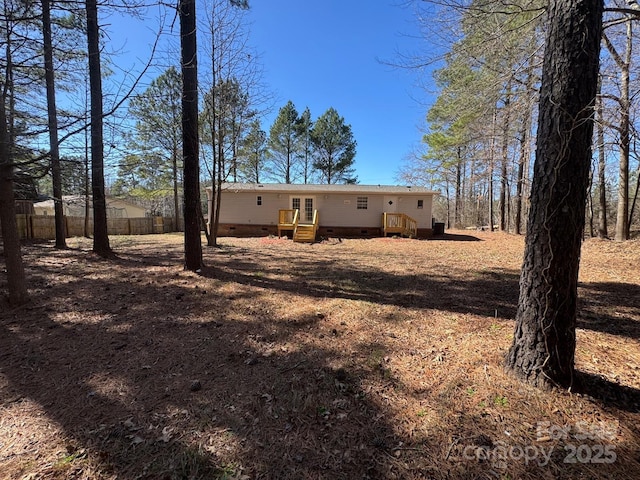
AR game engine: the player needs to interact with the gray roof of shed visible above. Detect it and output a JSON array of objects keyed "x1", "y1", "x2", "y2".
[{"x1": 213, "y1": 183, "x2": 438, "y2": 196}]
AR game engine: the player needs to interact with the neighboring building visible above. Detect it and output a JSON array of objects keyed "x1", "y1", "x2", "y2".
[
  {"x1": 206, "y1": 183, "x2": 439, "y2": 240},
  {"x1": 34, "y1": 196, "x2": 149, "y2": 218}
]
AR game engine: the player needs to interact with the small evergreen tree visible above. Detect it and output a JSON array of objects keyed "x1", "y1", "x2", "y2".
[
  {"x1": 310, "y1": 107, "x2": 357, "y2": 184},
  {"x1": 267, "y1": 100, "x2": 300, "y2": 183},
  {"x1": 239, "y1": 119, "x2": 267, "y2": 183},
  {"x1": 296, "y1": 107, "x2": 314, "y2": 184}
]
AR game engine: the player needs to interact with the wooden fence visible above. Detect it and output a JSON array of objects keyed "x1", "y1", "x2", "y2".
[{"x1": 7, "y1": 215, "x2": 175, "y2": 240}]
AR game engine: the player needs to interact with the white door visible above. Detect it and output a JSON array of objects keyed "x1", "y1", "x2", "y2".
[
  {"x1": 291, "y1": 196, "x2": 315, "y2": 223},
  {"x1": 384, "y1": 196, "x2": 398, "y2": 213}
]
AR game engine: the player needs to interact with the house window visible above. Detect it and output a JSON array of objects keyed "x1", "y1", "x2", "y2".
[
  {"x1": 257, "y1": 195, "x2": 262, "y2": 206},
  {"x1": 292, "y1": 197, "x2": 300, "y2": 212},
  {"x1": 304, "y1": 198, "x2": 314, "y2": 221},
  {"x1": 357, "y1": 196, "x2": 368, "y2": 210},
  {"x1": 417, "y1": 199, "x2": 424, "y2": 209}
]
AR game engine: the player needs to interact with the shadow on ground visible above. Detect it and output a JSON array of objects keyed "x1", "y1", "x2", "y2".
[
  {"x1": 430, "y1": 232, "x2": 483, "y2": 242},
  {"x1": 205, "y1": 244, "x2": 640, "y2": 340},
  {"x1": 575, "y1": 371, "x2": 640, "y2": 414},
  {"x1": 578, "y1": 282, "x2": 640, "y2": 339},
  {"x1": 1, "y1": 255, "x2": 402, "y2": 478},
  {"x1": 0, "y1": 240, "x2": 638, "y2": 479}
]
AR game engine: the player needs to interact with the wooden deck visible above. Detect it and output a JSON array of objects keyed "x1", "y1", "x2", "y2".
[
  {"x1": 277, "y1": 209, "x2": 299, "y2": 237},
  {"x1": 279, "y1": 210, "x2": 416, "y2": 241},
  {"x1": 382, "y1": 212, "x2": 418, "y2": 238},
  {"x1": 278, "y1": 209, "x2": 319, "y2": 243}
]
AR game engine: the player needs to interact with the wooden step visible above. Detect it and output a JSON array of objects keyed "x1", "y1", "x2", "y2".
[{"x1": 294, "y1": 225, "x2": 316, "y2": 243}]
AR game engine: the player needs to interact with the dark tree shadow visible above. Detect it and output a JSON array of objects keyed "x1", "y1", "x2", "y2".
[
  {"x1": 1, "y1": 240, "x2": 639, "y2": 479},
  {"x1": 202, "y1": 247, "x2": 640, "y2": 340},
  {"x1": 578, "y1": 282, "x2": 640, "y2": 339},
  {"x1": 0, "y1": 248, "x2": 410, "y2": 479},
  {"x1": 429, "y1": 232, "x2": 483, "y2": 242},
  {"x1": 574, "y1": 371, "x2": 640, "y2": 414},
  {"x1": 201, "y1": 251, "x2": 521, "y2": 320}
]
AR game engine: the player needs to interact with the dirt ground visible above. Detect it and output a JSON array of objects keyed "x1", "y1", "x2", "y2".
[{"x1": 0, "y1": 231, "x2": 638, "y2": 480}]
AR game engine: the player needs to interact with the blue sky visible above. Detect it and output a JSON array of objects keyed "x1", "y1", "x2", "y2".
[
  {"x1": 100, "y1": 1, "x2": 437, "y2": 186},
  {"x1": 245, "y1": 1, "x2": 435, "y2": 185}
]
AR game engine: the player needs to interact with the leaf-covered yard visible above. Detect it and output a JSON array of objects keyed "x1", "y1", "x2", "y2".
[{"x1": 1, "y1": 231, "x2": 639, "y2": 479}]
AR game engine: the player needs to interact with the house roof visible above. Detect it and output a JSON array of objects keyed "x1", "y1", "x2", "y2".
[
  {"x1": 34, "y1": 196, "x2": 149, "y2": 211},
  {"x1": 214, "y1": 183, "x2": 439, "y2": 196},
  {"x1": 34, "y1": 196, "x2": 87, "y2": 209}
]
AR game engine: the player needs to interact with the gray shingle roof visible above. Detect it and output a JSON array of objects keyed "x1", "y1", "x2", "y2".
[{"x1": 214, "y1": 183, "x2": 438, "y2": 195}]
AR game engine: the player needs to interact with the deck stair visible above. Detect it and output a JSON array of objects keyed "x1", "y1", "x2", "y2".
[
  {"x1": 293, "y1": 223, "x2": 316, "y2": 243},
  {"x1": 278, "y1": 209, "x2": 319, "y2": 243}
]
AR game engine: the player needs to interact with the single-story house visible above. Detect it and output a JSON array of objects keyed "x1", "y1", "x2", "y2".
[
  {"x1": 34, "y1": 195, "x2": 148, "y2": 218},
  {"x1": 206, "y1": 183, "x2": 439, "y2": 241}
]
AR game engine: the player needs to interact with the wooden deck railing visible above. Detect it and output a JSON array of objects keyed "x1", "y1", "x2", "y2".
[
  {"x1": 311, "y1": 209, "x2": 318, "y2": 234},
  {"x1": 278, "y1": 209, "x2": 299, "y2": 237},
  {"x1": 383, "y1": 212, "x2": 418, "y2": 238},
  {"x1": 278, "y1": 209, "x2": 319, "y2": 242},
  {"x1": 293, "y1": 209, "x2": 319, "y2": 243},
  {"x1": 281, "y1": 210, "x2": 415, "y2": 239}
]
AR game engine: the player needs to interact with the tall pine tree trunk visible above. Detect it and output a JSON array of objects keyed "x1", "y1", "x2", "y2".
[
  {"x1": 84, "y1": 108, "x2": 91, "y2": 238},
  {"x1": 171, "y1": 85, "x2": 181, "y2": 233},
  {"x1": 207, "y1": 123, "x2": 217, "y2": 247},
  {"x1": 588, "y1": 168, "x2": 595, "y2": 237},
  {"x1": 505, "y1": 0, "x2": 603, "y2": 389},
  {"x1": 0, "y1": 20, "x2": 27, "y2": 305},
  {"x1": 596, "y1": 79, "x2": 608, "y2": 239},
  {"x1": 86, "y1": 0, "x2": 111, "y2": 257},
  {"x1": 515, "y1": 121, "x2": 529, "y2": 235},
  {"x1": 214, "y1": 166, "x2": 222, "y2": 245},
  {"x1": 180, "y1": 0, "x2": 203, "y2": 271},
  {"x1": 515, "y1": 59, "x2": 536, "y2": 236},
  {"x1": 629, "y1": 163, "x2": 640, "y2": 226},
  {"x1": 500, "y1": 85, "x2": 511, "y2": 232},
  {"x1": 172, "y1": 148, "x2": 180, "y2": 231},
  {"x1": 211, "y1": 109, "x2": 224, "y2": 248},
  {"x1": 488, "y1": 110, "x2": 496, "y2": 231},
  {"x1": 42, "y1": 0, "x2": 66, "y2": 249},
  {"x1": 454, "y1": 147, "x2": 462, "y2": 228},
  {"x1": 606, "y1": 20, "x2": 632, "y2": 241},
  {"x1": 0, "y1": 82, "x2": 28, "y2": 305},
  {"x1": 615, "y1": 20, "x2": 631, "y2": 240}
]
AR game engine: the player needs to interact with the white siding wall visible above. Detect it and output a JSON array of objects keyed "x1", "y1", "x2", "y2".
[
  {"x1": 217, "y1": 190, "x2": 434, "y2": 229},
  {"x1": 396, "y1": 195, "x2": 433, "y2": 228},
  {"x1": 316, "y1": 194, "x2": 383, "y2": 227},
  {"x1": 219, "y1": 191, "x2": 288, "y2": 225}
]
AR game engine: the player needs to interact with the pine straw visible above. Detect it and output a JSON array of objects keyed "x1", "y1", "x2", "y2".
[{"x1": 0, "y1": 231, "x2": 638, "y2": 479}]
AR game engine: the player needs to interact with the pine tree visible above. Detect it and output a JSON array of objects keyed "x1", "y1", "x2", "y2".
[
  {"x1": 505, "y1": 0, "x2": 603, "y2": 389},
  {"x1": 296, "y1": 107, "x2": 314, "y2": 184},
  {"x1": 0, "y1": 84, "x2": 28, "y2": 305},
  {"x1": 239, "y1": 119, "x2": 266, "y2": 183},
  {"x1": 310, "y1": 107, "x2": 357, "y2": 184},
  {"x1": 180, "y1": 0, "x2": 203, "y2": 271},
  {"x1": 127, "y1": 67, "x2": 183, "y2": 229},
  {"x1": 86, "y1": 0, "x2": 111, "y2": 257},
  {"x1": 267, "y1": 100, "x2": 300, "y2": 183},
  {"x1": 42, "y1": 0, "x2": 66, "y2": 248}
]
